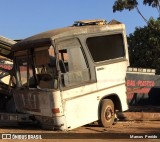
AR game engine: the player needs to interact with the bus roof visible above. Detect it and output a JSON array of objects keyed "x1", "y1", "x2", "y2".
[{"x1": 12, "y1": 19, "x2": 125, "y2": 51}]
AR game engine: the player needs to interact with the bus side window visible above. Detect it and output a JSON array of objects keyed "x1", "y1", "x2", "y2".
[
  {"x1": 57, "y1": 38, "x2": 90, "y2": 87},
  {"x1": 34, "y1": 46, "x2": 57, "y2": 89},
  {"x1": 59, "y1": 49, "x2": 68, "y2": 73}
]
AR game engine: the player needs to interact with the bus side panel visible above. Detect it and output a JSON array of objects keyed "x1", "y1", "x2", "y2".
[
  {"x1": 63, "y1": 84, "x2": 128, "y2": 130},
  {"x1": 96, "y1": 61, "x2": 127, "y2": 90},
  {"x1": 63, "y1": 89, "x2": 99, "y2": 130},
  {"x1": 97, "y1": 83, "x2": 128, "y2": 112},
  {"x1": 96, "y1": 61, "x2": 128, "y2": 111},
  {"x1": 13, "y1": 89, "x2": 54, "y2": 116}
]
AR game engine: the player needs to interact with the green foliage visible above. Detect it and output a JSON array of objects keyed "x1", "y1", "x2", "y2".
[
  {"x1": 113, "y1": 0, "x2": 160, "y2": 73},
  {"x1": 113, "y1": 0, "x2": 160, "y2": 11},
  {"x1": 113, "y1": 0, "x2": 160, "y2": 18},
  {"x1": 143, "y1": 0, "x2": 160, "y2": 8},
  {"x1": 113, "y1": 0, "x2": 138, "y2": 12},
  {"x1": 128, "y1": 18, "x2": 160, "y2": 74}
]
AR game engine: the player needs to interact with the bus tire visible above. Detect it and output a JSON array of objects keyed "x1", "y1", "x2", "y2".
[{"x1": 99, "y1": 99, "x2": 115, "y2": 127}]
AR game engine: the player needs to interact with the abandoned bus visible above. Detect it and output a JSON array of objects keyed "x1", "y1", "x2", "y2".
[{"x1": 11, "y1": 19, "x2": 129, "y2": 130}]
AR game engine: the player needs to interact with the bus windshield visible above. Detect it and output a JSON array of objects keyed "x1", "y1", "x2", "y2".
[{"x1": 15, "y1": 45, "x2": 58, "y2": 89}]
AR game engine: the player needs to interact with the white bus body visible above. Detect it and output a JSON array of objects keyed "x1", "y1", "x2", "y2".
[{"x1": 12, "y1": 19, "x2": 129, "y2": 130}]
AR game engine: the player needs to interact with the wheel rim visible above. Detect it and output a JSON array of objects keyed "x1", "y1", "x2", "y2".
[{"x1": 105, "y1": 107, "x2": 113, "y2": 121}]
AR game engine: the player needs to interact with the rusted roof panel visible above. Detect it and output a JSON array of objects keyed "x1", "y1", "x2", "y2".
[
  {"x1": 0, "y1": 36, "x2": 16, "y2": 59},
  {"x1": 74, "y1": 19, "x2": 107, "y2": 26},
  {"x1": 75, "y1": 19, "x2": 105, "y2": 24},
  {"x1": 0, "y1": 36, "x2": 16, "y2": 47},
  {"x1": 12, "y1": 19, "x2": 125, "y2": 51}
]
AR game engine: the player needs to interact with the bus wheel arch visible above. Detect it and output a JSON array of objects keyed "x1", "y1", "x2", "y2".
[{"x1": 98, "y1": 94, "x2": 122, "y2": 127}]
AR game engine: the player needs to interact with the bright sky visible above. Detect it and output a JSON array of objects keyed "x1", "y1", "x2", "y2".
[{"x1": 0, "y1": 0, "x2": 158, "y2": 40}]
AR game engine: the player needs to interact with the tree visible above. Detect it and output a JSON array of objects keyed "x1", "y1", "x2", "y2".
[
  {"x1": 113, "y1": 0, "x2": 160, "y2": 74},
  {"x1": 113, "y1": 0, "x2": 160, "y2": 22},
  {"x1": 128, "y1": 18, "x2": 160, "y2": 74}
]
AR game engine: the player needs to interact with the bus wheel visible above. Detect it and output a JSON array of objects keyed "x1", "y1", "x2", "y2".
[{"x1": 99, "y1": 99, "x2": 115, "y2": 127}]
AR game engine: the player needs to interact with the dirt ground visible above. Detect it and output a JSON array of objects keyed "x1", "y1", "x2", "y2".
[{"x1": 0, "y1": 120, "x2": 159, "y2": 142}]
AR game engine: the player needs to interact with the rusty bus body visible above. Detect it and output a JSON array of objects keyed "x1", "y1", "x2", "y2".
[{"x1": 1, "y1": 19, "x2": 129, "y2": 130}]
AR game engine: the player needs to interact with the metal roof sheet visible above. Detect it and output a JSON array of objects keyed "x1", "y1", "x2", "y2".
[{"x1": 12, "y1": 19, "x2": 125, "y2": 51}]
